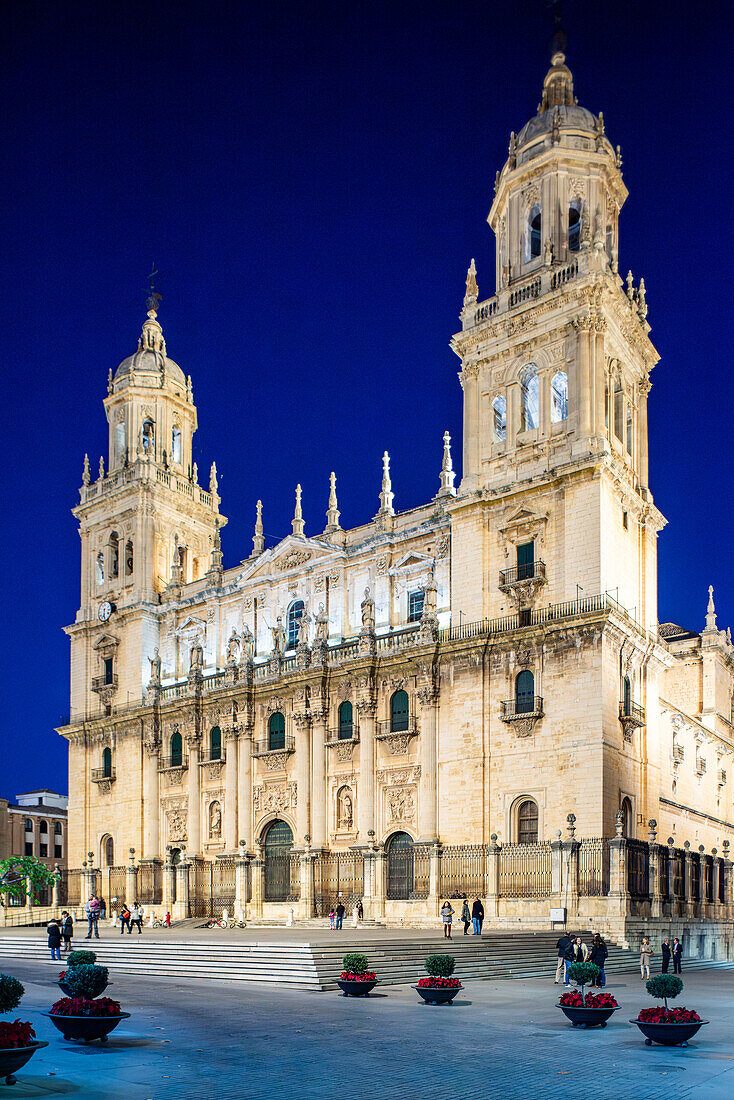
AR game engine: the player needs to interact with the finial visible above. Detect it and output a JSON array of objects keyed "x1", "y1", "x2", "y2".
[
  {"x1": 508, "y1": 131, "x2": 517, "y2": 169},
  {"x1": 637, "y1": 277, "x2": 648, "y2": 321},
  {"x1": 626, "y1": 270, "x2": 635, "y2": 300},
  {"x1": 253, "y1": 499, "x2": 264, "y2": 556},
  {"x1": 438, "y1": 431, "x2": 456, "y2": 497},
  {"x1": 209, "y1": 461, "x2": 218, "y2": 496},
  {"x1": 99, "y1": 456, "x2": 105, "y2": 480},
  {"x1": 292, "y1": 484, "x2": 305, "y2": 537},
  {"x1": 145, "y1": 264, "x2": 161, "y2": 317},
  {"x1": 705, "y1": 585, "x2": 717, "y2": 631},
  {"x1": 192, "y1": 461, "x2": 198, "y2": 485},
  {"x1": 326, "y1": 472, "x2": 341, "y2": 530},
  {"x1": 379, "y1": 451, "x2": 395, "y2": 515},
  {"x1": 82, "y1": 454, "x2": 90, "y2": 486},
  {"x1": 107, "y1": 368, "x2": 113, "y2": 395},
  {"x1": 463, "y1": 259, "x2": 478, "y2": 307}
]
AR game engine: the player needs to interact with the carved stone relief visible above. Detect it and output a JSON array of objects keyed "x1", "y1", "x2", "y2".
[{"x1": 253, "y1": 782, "x2": 297, "y2": 815}]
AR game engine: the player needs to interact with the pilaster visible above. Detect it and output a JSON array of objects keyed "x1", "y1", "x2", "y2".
[
  {"x1": 173, "y1": 856, "x2": 190, "y2": 921},
  {"x1": 224, "y1": 727, "x2": 238, "y2": 851},
  {"x1": 186, "y1": 734, "x2": 201, "y2": 856},
  {"x1": 486, "y1": 833, "x2": 500, "y2": 916}
]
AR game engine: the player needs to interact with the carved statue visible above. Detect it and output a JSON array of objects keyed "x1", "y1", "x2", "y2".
[
  {"x1": 209, "y1": 801, "x2": 222, "y2": 839},
  {"x1": 315, "y1": 603, "x2": 329, "y2": 643},
  {"x1": 338, "y1": 789, "x2": 353, "y2": 830},
  {"x1": 189, "y1": 636, "x2": 204, "y2": 673},
  {"x1": 388, "y1": 787, "x2": 414, "y2": 822},
  {"x1": 271, "y1": 616, "x2": 285, "y2": 655},
  {"x1": 168, "y1": 810, "x2": 187, "y2": 842},
  {"x1": 240, "y1": 623, "x2": 254, "y2": 662},
  {"x1": 423, "y1": 565, "x2": 437, "y2": 620},
  {"x1": 297, "y1": 610, "x2": 311, "y2": 646},
  {"x1": 148, "y1": 647, "x2": 162, "y2": 684},
  {"x1": 361, "y1": 587, "x2": 375, "y2": 632},
  {"x1": 226, "y1": 629, "x2": 240, "y2": 665},
  {"x1": 544, "y1": 238, "x2": 554, "y2": 266}
]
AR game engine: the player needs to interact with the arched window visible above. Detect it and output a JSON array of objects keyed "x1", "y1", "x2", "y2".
[
  {"x1": 551, "y1": 371, "x2": 568, "y2": 423},
  {"x1": 103, "y1": 836, "x2": 114, "y2": 867},
  {"x1": 390, "y1": 690, "x2": 410, "y2": 732},
  {"x1": 210, "y1": 725, "x2": 222, "y2": 760},
  {"x1": 39, "y1": 819, "x2": 48, "y2": 835},
  {"x1": 171, "y1": 425, "x2": 182, "y2": 464},
  {"x1": 268, "y1": 711, "x2": 286, "y2": 751},
  {"x1": 515, "y1": 670, "x2": 535, "y2": 714},
  {"x1": 263, "y1": 819, "x2": 294, "y2": 902},
  {"x1": 521, "y1": 366, "x2": 539, "y2": 431},
  {"x1": 54, "y1": 822, "x2": 62, "y2": 836},
  {"x1": 102, "y1": 746, "x2": 113, "y2": 778},
  {"x1": 626, "y1": 408, "x2": 633, "y2": 455},
  {"x1": 170, "y1": 847, "x2": 181, "y2": 866},
  {"x1": 24, "y1": 818, "x2": 33, "y2": 832},
  {"x1": 386, "y1": 831, "x2": 415, "y2": 899},
  {"x1": 125, "y1": 540, "x2": 134, "y2": 576},
  {"x1": 568, "y1": 200, "x2": 582, "y2": 252},
  {"x1": 286, "y1": 600, "x2": 304, "y2": 650},
  {"x1": 115, "y1": 420, "x2": 126, "y2": 464},
  {"x1": 142, "y1": 419, "x2": 155, "y2": 454},
  {"x1": 620, "y1": 797, "x2": 633, "y2": 838},
  {"x1": 517, "y1": 799, "x2": 539, "y2": 844},
  {"x1": 526, "y1": 204, "x2": 542, "y2": 260},
  {"x1": 170, "y1": 730, "x2": 183, "y2": 768},
  {"x1": 95, "y1": 552, "x2": 104, "y2": 586},
  {"x1": 109, "y1": 531, "x2": 119, "y2": 578},
  {"x1": 613, "y1": 377, "x2": 624, "y2": 441},
  {"x1": 622, "y1": 676, "x2": 632, "y2": 716},
  {"x1": 338, "y1": 701, "x2": 354, "y2": 740},
  {"x1": 492, "y1": 395, "x2": 507, "y2": 441}
]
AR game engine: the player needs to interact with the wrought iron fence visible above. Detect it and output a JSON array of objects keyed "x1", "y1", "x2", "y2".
[
  {"x1": 719, "y1": 861, "x2": 725, "y2": 904},
  {"x1": 190, "y1": 858, "x2": 213, "y2": 918},
  {"x1": 671, "y1": 848, "x2": 686, "y2": 900},
  {"x1": 626, "y1": 839, "x2": 649, "y2": 898},
  {"x1": 658, "y1": 846, "x2": 670, "y2": 900},
  {"x1": 704, "y1": 855, "x2": 714, "y2": 904},
  {"x1": 690, "y1": 853, "x2": 701, "y2": 907},
  {"x1": 212, "y1": 856, "x2": 235, "y2": 918},
  {"x1": 107, "y1": 866, "x2": 128, "y2": 907},
  {"x1": 314, "y1": 850, "x2": 364, "y2": 915},
  {"x1": 578, "y1": 838, "x2": 610, "y2": 897},
  {"x1": 386, "y1": 843, "x2": 430, "y2": 900},
  {"x1": 499, "y1": 842, "x2": 551, "y2": 898},
  {"x1": 439, "y1": 845, "x2": 488, "y2": 899},
  {"x1": 138, "y1": 862, "x2": 163, "y2": 906}
]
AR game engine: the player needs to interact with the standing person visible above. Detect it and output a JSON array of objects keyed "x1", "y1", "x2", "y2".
[
  {"x1": 335, "y1": 901, "x2": 345, "y2": 931},
  {"x1": 47, "y1": 917, "x2": 62, "y2": 962},
  {"x1": 164, "y1": 911, "x2": 171, "y2": 927},
  {"x1": 563, "y1": 934, "x2": 577, "y2": 986},
  {"x1": 640, "y1": 937, "x2": 653, "y2": 980},
  {"x1": 60, "y1": 911, "x2": 73, "y2": 955},
  {"x1": 471, "y1": 897, "x2": 484, "y2": 936},
  {"x1": 351, "y1": 902, "x2": 360, "y2": 928},
  {"x1": 130, "y1": 903, "x2": 144, "y2": 934},
  {"x1": 589, "y1": 933, "x2": 608, "y2": 988},
  {"x1": 85, "y1": 894, "x2": 101, "y2": 939},
  {"x1": 356, "y1": 900, "x2": 363, "y2": 921},
  {"x1": 461, "y1": 898, "x2": 471, "y2": 936},
  {"x1": 672, "y1": 937, "x2": 682, "y2": 974},
  {"x1": 575, "y1": 935, "x2": 589, "y2": 961},
  {"x1": 661, "y1": 937, "x2": 671, "y2": 973},
  {"x1": 99, "y1": 897, "x2": 107, "y2": 922},
  {"x1": 441, "y1": 900, "x2": 454, "y2": 939},
  {"x1": 328, "y1": 908, "x2": 335, "y2": 930},
  {"x1": 555, "y1": 931, "x2": 572, "y2": 983},
  {"x1": 119, "y1": 904, "x2": 131, "y2": 935}
]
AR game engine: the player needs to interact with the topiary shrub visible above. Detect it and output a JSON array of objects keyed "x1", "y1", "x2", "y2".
[
  {"x1": 0, "y1": 975, "x2": 24, "y2": 1015},
  {"x1": 424, "y1": 955, "x2": 456, "y2": 978},
  {"x1": 342, "y1": 953, "x2": 369, "y2": 975},
  {"x1": 566, "y1": 961, "x2": 600, "y2": 996},
  {"x1": 646, "y1": 974, "x2": 683, "y2": 1010},
  {"x1": 66, "y1": 950, "x2": 96, "y2": 968},
  {"x1": 62, "y1": 964, "x2": 109, "y2": 999}
]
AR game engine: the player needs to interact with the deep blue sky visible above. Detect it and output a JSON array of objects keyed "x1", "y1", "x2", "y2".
[{"x1": 0, "y1": 0, "x2": 731, "y2": 797}]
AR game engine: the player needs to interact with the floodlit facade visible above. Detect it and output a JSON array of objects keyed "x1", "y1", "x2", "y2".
[{"x1": 59, "y1": 34, "x2": 734, "y2": 941}]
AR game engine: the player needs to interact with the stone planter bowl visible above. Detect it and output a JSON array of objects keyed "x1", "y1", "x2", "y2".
[
  {"x1": 557, "y1": 1004, "x2": 620, "y2": 1028},
  {"x1": 44, "y1": 1012, "x2": 130, "y2": 1043},
  {"x1": 336, "y1": 979, "x2": 377, "y2": 997},
  {"x1": 414, "y1": 984, "x2": 462, "y2": 1005},
  {"x1": 630, "y1": 1018, "x2": 709, "y2": 1047},
  {"x1": 0, "y1": 1041, "x2": 48, "y2": 1085}
]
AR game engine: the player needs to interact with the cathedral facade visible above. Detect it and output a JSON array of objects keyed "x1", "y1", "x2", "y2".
[{"x1": 60, "y1": 38, "x2": 734, "y2": 933}]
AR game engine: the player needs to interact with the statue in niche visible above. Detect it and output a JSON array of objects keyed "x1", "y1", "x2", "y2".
[
  {"x1": 209, "y1": 801, "x2": 222, "y2": 840},
  {"x1": 361, "y1": 588, "x2": 375, "y2": 632},
  {"x1": 226, "y1": 629, "x2": 240, "y2": 665},
  {"x1": 271, "y1": 616, "x2": 285, "y2": 655},
  {"x1": 422, "y1": 565, "x2": 437, "y2": 620},
  {"x1": 189, "y1": 636, "x2": 204, "y2": 673},
  {"x1": 148, "y1": 647, "x2": 161, "y2": 684},
  {"x1": 240, "y1": 623, "x2": 254, "y2": 662},
  {"x1": 315, "y1": 603, "x2": 329, "y2": 643},
  {"x1": 297, "y1": 610, "x2": 311, "y2": 646},
  {"x1": 338, "y1": 788, "x2": 353, "y2": 830}
]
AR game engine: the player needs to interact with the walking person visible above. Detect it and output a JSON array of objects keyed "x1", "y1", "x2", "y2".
[
  {"x1": 335, "y1": 901, "x2": 345, "y2": 930},
  {"x1": 328, "y1": 908, "x2": 335, "y2": 930},
  {"x1": 589, "y1": 933, "x2": 608, "y2": 988},
  {"x1": 555, "y1": 931, "x2": 573, "y2": 984},
  {"x1": 661, "y1": 937, "x2": 671, "y2": 973},
  {"x1": 85, "y1": 894, "x2": 101, "y2": 939},
  {"x1": 471, "y1": 896, "x2": 484, "y2": 936},
  {"x1": 47, "y1": 917, "x2": 62, "y2": 962},
  {"x1": 119, "y1": 904, "x2": 131, "y2": 935},
  {"x1": 672, "y1": 937, "x2": 682, "y2": 974},
  {"x1": 461, "y1": 898, "x2": 471, "y2": 936},
  {"x1": 130, "y1": 903, "x2": 144, "y2": 934},
  {"x1": 441, "y1": 900, "x2": 454, "y2": 939},
  {"x1": 640, "y1": 937, "x2": 653, "y2": 980},
  {"x1": 60, "y1": 911, "x2": 73, "y2": 955}
]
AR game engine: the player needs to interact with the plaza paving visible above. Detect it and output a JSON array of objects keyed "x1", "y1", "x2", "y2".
[{"x1": 1, "y1": 956, "x2": 734, "y2": 1099}]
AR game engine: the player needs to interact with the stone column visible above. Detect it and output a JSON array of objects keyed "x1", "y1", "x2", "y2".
[
  {"x1": 373, "y1": 847, "x2": 387, "y2": 921},
  {"x1": 486, "y1": 834, "x2": 500, "y2": 918},
  {"x1": 224, "y1": 728, "x2": 238, "y2": 851},
  {"x1": 594, "y1": 320, "x2": 607, "y2": 439},
  {"x1": 574, "y1": 318, "x2": 592, "y2": 439},
  {"x1": 173, "y1": 856, "x2": 190, "y2": 921},
  {"x1": 682, "y1": 842, "x2": 695, "y2": 919},
  {"x1": 186, "y1": 736, "x2": 201, "y2": 856},
  {"x1": 428, "y1": 842, "x2": 441, "y2": 917},
  {"x1": 234, "y1": 842, "x2": 249, "y2": 922},
  {"x1": 126, "y1": 852, "x2": 138, "y2": 904},
  {"x1": 251, "y1": 843, "x2": 264, "y2": 918},
  {"x1": 299, "y1": 849, "x2": 316, "y2": 920},
  {"x1": 460, "y1": 363, "x2": 480, "y2": 491},
  {"x1": 608, "y1": 816, "x2": 630, "y2": 919},
  {"x1": 293, "y1": 716, "x2": 312, "y2": 845},
  {"x1": 310, "y1": 711, "x2": 328, "y2": 850},
  {"x1": 237, "y1": 729, "x2": 253, "y2": 850},
  {"x1": 356, "y1": 699, "x2": 376, "y2": 841},
  {"x1": 143, "y1": 740, "x2": 161, "y2": 859},
  {"x1": 647, "y1": 821, "x2": 662, "y2": 918},
  {"x1": 638, "y1": 376, "x2": 650, "y2": 491},
  {"x1": 362, "y1": 844, "x2": 375, "y2": 918},
  {"x1": 418, "y1": 695, "x2": 439, "y2": 842},
  {"x1": 82, "y1": 854, "x2": 96, "y2": 905},
  {"x1": 162, "y1": 849, "x2": 175, "y2": 914},
  {"x1": 561, "y1": 840, "x2": 580, "y2": 914}
]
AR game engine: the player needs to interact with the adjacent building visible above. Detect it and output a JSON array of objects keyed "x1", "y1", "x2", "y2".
[{"x1": 0, "y1": 791, "x2": 68, "y2": 870}]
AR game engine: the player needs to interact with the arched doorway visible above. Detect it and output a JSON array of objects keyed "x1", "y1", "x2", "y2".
[
  {"x1": 263, "y1": 820, "x2": 294, "y2": 901},
  {"x1": 386, "y1": 831, "x2": 414, "y2": 899},
  {"x1": 101, "y1": 835, "x2": 114, "y2": 867}
]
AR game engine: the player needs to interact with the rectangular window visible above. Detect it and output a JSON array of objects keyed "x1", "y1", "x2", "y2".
[
  {"x1": 408, "y1": 590, "x2": 425, "y2": 623},
  {"x1": 622, "y1": 511, "x2": 629, "y2": 530},
  {"x1": 54, "y1": 845, "x2": 62, "y2": 859},
  {"x1": 25, "y1": 842, "x2": 33, "y2": 856},
  {"x1": 516, "y1": 541, "x2": 535, "y2": 581},
  {"x1": 40, "y1": 843, "x2": 48, "y2": 857},
  {"x1": 104, "y1": 657, "x2": 114, "y2": 684},
  {"x1": 626, "y1": 409, "x2": 633, "y2": 455}
]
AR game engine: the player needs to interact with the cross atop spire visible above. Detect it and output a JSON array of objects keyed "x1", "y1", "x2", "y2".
[
  {"x1": 379, "y1": 452, "x2": 395, "y2": 515},
  {"x1": 292, "y1": 484, "x2": 305, "y2": 537}
]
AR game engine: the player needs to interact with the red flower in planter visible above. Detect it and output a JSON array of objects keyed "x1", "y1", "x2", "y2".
[
  {"x1": 0, "y1": 1021, "x2": 36, "y2": 1050},
  {"x1": 585, "y1": 992, "x2": 618, "y2": 1008},
  {"x1": 417, "y1": 977, "x2": 462, "y2": 988},
  {"x1": 558, "y1": 991, "x2": 583, "y2": 1006},
  {"x1": 637, "y1": 1007, "x2": 701, "y2": 1024},
  {"x1": 51, "y1": 997, "x2": 122, "y2": 1018},
  {"x1": 340, "y1": 972, "x2": 377, "y2": 982}
]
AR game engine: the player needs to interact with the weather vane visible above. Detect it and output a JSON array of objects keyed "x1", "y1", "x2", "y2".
[{"x1": 145, "y1": 263, "x2": 162, "y2": 314}]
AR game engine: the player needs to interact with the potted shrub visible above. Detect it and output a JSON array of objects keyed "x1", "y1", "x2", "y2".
[
  {"x1": 414, "y1": 955, "x2": 462, "y2": 1006},
  {"x1": 0, "y1": 973, "x2": 48, "y2": 1086},
  {"x1": 557, "y1": 962, "x2": 619, "y2": 1028},
  {"x1": 630, "y1": 975, "x2": 708, "y2": 1047},
  {"x1": 65, "y1": 950, "x2": 97, "y2": 968},
  {"x1": 58, "y1": 964, "x2": 110, "y2": 999},
  {"x1": 337, "y1": 953, "x2": 377, "y2": 997},
  {"x1": 44, "y1": 997, "x2": 130, "y2": 1044}
]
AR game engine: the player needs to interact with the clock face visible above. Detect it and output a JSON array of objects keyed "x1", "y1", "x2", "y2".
[{"x1": 98, "y1": 601, "x2": 113, "y2": 622}]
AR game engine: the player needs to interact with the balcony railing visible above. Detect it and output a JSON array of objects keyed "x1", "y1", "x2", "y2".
[
  {"x1": 252, "y1": 735, "x2": 295, "y2": 758},
  {"x1": 91, "y1": 767, "x2": 116, "y2": 783},
  {"x1": 499, "y1": 561, "x2": 547, "y2": 589},
  {"x1": 326, "y1": 725, "x2": 360, "y2": 744},
  {"x1": 198, "y1": 749, "x2": 226, "y2": 764},
  {"x1": 500, "y1": 697, "x2": 544, "y2": 721},
  {"x1": 376, "y1": 716, "x2": 419, "y2": 739},
  {"x1": 619, "y1": 701, "x2": 646, "y2": 727},
  {"x1": 159, "y1": 754, "x2": 189, "y2": 771},
  {"x1": 91, "y1": 674, "x2": 118, "y2": 692}
]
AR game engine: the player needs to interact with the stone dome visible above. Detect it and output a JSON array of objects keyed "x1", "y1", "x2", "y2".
[
  {"x1": 517, "y1": 102, "x2": 597, "y2": 149},
  {"x1": 113, "y1": 311, "x2": 185, "y2": 388}
]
